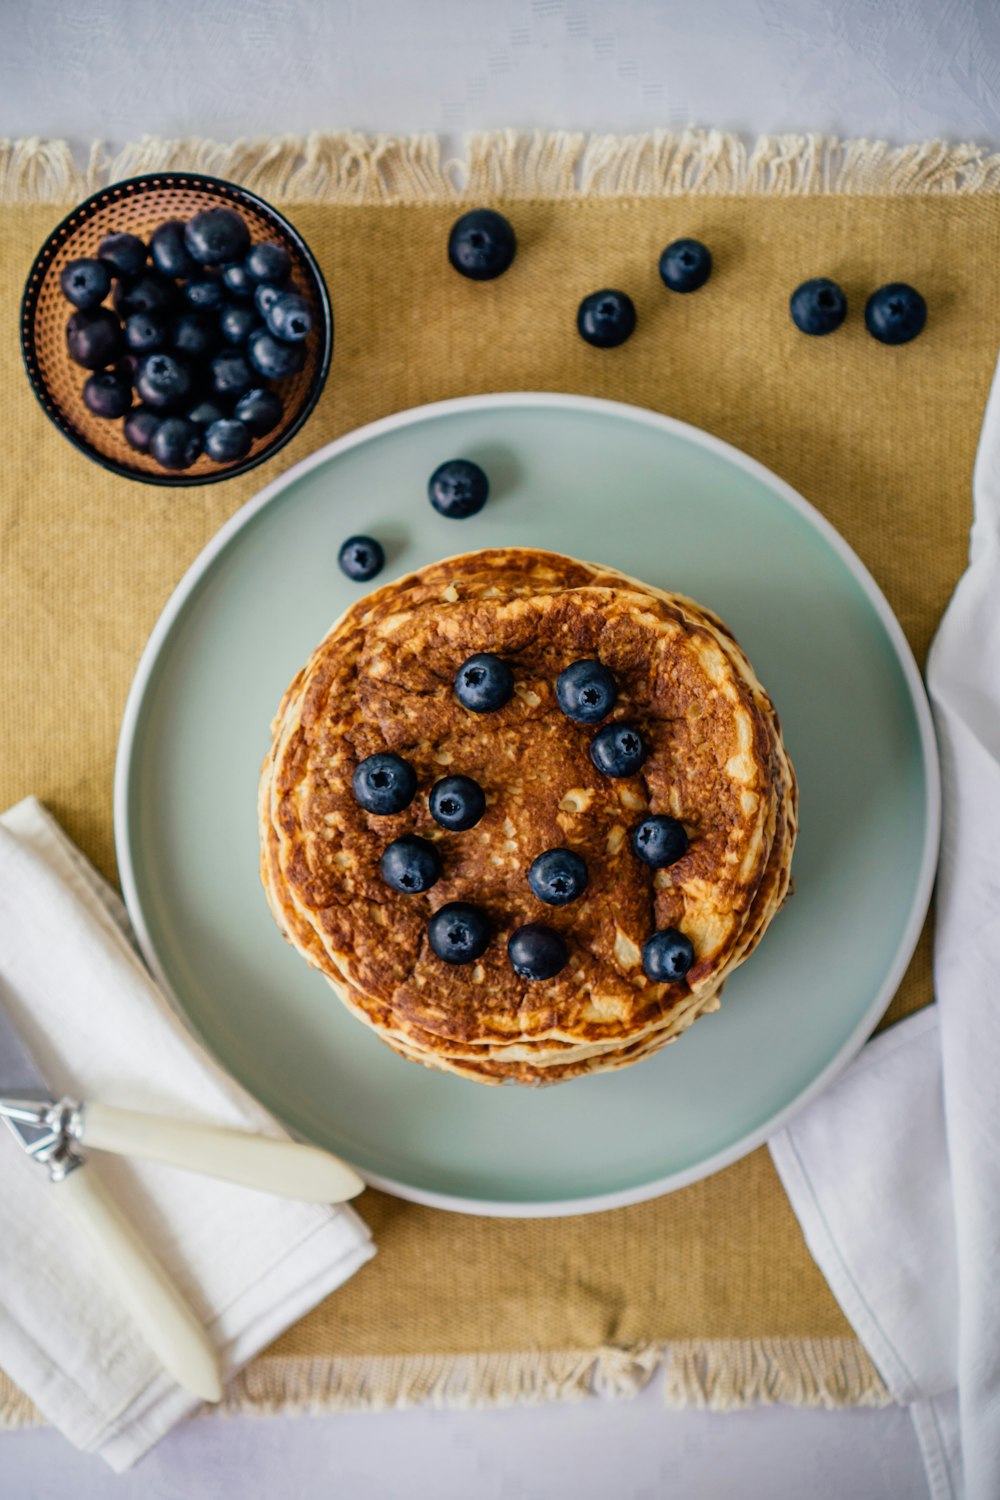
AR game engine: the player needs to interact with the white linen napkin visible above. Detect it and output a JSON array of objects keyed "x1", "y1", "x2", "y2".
[
  {"x1": 0, "y1": 796, "x2": 374, "y2": 1471},
  {"x1": 769, "y1": 354, "x2": 1000, "y2": 1500}
]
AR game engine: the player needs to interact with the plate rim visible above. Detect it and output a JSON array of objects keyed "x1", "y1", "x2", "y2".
[{"x1": 114, "y1": 391, "x2": 941, "y2": 1217}]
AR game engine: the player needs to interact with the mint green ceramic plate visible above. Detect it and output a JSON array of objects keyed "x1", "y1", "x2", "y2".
[{"x1": 115, "y1": 394, "x2": 939, "y2": 1216}]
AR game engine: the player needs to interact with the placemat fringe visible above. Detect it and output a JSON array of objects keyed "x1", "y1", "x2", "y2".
[{"x1": 3, "y1": 129, "x2": 1000, "y2": 205}]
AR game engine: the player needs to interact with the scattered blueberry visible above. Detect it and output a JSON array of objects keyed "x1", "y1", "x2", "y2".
[
  {"x1": 98, "y1": 232, "x2": 146, "y2": 280},
  {"x1": 789, "y1": 278, "x2": 847, "y2": 336},
  {"x1": 865, "y1": 283, "x2": 927, "y2": 345},
  {"x1": 380, "y1": 835, "x2": 441, "y2": 894},
  {"x1": 508, "y1": 924, "x2": 568, "y2": 981},
  {"x1": 113, "y1": 271, "x2": 175, "y2": 319},
  {"x1": 208, "y1": 350, "x2": 255, "y2": 400},
  {"x1": 528, "y1": 848, "x2": 588, "y2": 906},
  {"x1": 150, "y1": 220, "x2": 197, "y2": 280},
  {"x1": 65, "y1": 307, "x2": 123, "y2": 369},
  {"x1": 254, "y1": 283, "x2": 284, "y2": 319},
  {"x1": 266, "y1": 291, "x2": 313, "y2": 342},
  {"x1": 186, "y1": 398, "x2": 227, "y2": 427},
  {"x1": 82, "y1": 370, "x2": 132, "y2": 419},
  {"x1": 352, "y1": 752, "x2": 417, "y2": 815},
  {"x1": 135, "y1": 352, "x2": 192, "y2": 410},
  {"x1": 59, "y1": 257, "x2": 111, "y2": 309},
  {"x1": 448, "y1": 208, "x2": 517, "y2": 281},
  {"x1": 124, "y1": 311, "x2": 168, "y2": 354},
  {"x1": 429, "y1": 775, "x2": 486, "y2": 832},
  {"x1": 184, "y1": 207, "x2": 250, "y2": 267},
  {"x1": 428, "y1": 458, "x2": 489, "y2": 519},
  {"x1": 642, "y1": 928, "x2": 695, "y2": 983},
  {"x1": 221, "y1": 261, "x2": 255, "y2": 299},
  {"x1": 219, "y1": 304, "x2": 261, "y2": 345},
  {"x1": 659, "y1": 237, "x2": 712, "y2": 293},
  {"x1": 234, "y1": 386, "x2": 283, "y2": 436},
  {"x1": 245, "y1": 241, "x2": 291, "y2": 285},
  {"x1": 556, "y1": 660, "x2": 617, "y2": 724},
  {"x1": 338, "y1": 535, "x2": 385, "y2": 582},
  {"x1": 122, "y1": 406, "x2": 161, "y2": 453},
  {"x1": 454, "y1": 653, "x2": 513, "y2": 713},
  {"x1": 589, "y1": 722, "x2": 646, "y2": 778},
  {"x1": 631, "y1": 815, "x2": 688, "y2": 869},
  {"x1": 183, "y1": 276, "x2": 224, "y2": 311},
  {"x1": 204, "y1": 417, "x2": 252, "y2": 463},
  {"x1": 428, "y1": 902, "x2": 491, "y2": 964},
  {"x1": 577, "y1": 289, "x2": 636, "y2": 348},
  {"x1": 149, "y1": 416, "x2": 202, "y2": 471},
  {"x1": 247, "y1": 328, "x2": 305, "y2": 379},
  {"x1": 170, "y1": 311, "x2": 219, "y2": 361}
]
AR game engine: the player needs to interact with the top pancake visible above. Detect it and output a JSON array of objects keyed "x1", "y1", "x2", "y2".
[{"x1": 260, "y1": 548, "x2": 795, "y2": 1070}]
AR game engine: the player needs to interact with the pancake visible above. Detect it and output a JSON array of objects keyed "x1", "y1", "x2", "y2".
[{"x1": 259, "y1": 548, "x2": 797, "y2": 1085}]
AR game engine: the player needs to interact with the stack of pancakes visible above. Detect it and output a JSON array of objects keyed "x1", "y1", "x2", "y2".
[{"x1": 259, "y1": 548, "x2": 797, "y2": 1085}]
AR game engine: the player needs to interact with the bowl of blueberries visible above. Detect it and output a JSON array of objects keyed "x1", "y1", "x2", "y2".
[{"x1": 20, "y1": 172, "x2": 332, "y2": 484}]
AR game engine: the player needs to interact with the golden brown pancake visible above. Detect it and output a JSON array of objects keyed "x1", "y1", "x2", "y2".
[{"x1": 259, "y1": 548, "x2": 796, "y2": 1085}]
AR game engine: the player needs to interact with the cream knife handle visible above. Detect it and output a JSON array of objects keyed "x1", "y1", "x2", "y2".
[
  {"x1": 81, "y1": 1103, "x2": 364, "y2": 1203},
  {"x1": 56, "y1": 1165, "x2": 222, "y2": 1403}
]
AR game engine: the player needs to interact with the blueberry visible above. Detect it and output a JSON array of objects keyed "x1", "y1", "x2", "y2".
[
  {"x1": 98, "y1": 231, "x2": 147, "y2": 279},
  {"x1": 556, "y1": 660, "x2": 617, "y2": 724},
  {"x1": 124, "y1": 311, "x2": 168, "y2": 354},
  {"x1": 427, "y1": 902, "x2": 491, "y2": 964},
  {"x1": 380, "y1": 835, "x2": 441, "y2": 894},
  {"x1": 59, "y1": 257, "x2": 111, "y2": 309},
  {"x1": 82, "y1": 370, "x2": 132, "y2": 419},
  {"x1": 338, "y1": 535, "x2": 385, "y2": 581},
  {"x1": 184, "y1": 207, "x2": 250, "y2": 267},
  {"x1": 508, "y1": 924, "x2": 567, "y2": 981},
  {"x1": 631, "y1": 815, "x2": 688, "y2": 868},
  {"x1": 589, "y1": 722, "x2": 646, "y2": 778},
  {"x1": 245, "y1": 241, "x2": 291, "y2": 285},
  {"x1": 168, "y1": 311, "x2": 217, "y2": 362},
  {"x1": 234, "y1": 386, "x2": 283, "y2": 436},
  {"x1": 642, "y1": 928, "x2": 695, "y2": 983},
  {"x1": 577, "y1": 289, "x2": 636, "y2": 348},
  {"x1": 204, "y1": 417, "x2": 252, "y2": 463},
  {"x1": 865, "y1": 283, "x2": 927, "y2": 345},
  {"x1": 113, "y1": 271, "x2": 175, "y2": 319},
  {"x1": 659, "y1": 237, "x2": 712, "y2": 293},
  {"x1": 122, "y1": 405, "x2": 161, "y2": 453},
  {"x1": 65, "y1": 307, "x2": 123, "y2": 369},
  {"x1": 254, "y1": 283, "x2": 284, "y2": 319},
  {"x1": 265, "y1": 291, "x2": 313, "y2": 342},
  {"x1": 428, "y1": 458, "x2": 489, "y2": 519},
  {"x1": 789, "y1": 278, "x2": 847, "y2": 336},
  {"x1": 150, "y1": 219, "x2": 197, "y2": 279},
  {"x1": 247, "y1": 328, "x2": 305, "y2": 379},
  {"x1": 135, "y1": 352, "x2": 192, "y2": 410},
  {"x1": 183, "y1": 277, "x2": 225, "y2": 311},
  {"x1": 429, "y1": 775, "x2": 486, "y2": 831},
  {"x1": 221, "y1": 261, "x2": 255, "y2": 299},
  {"x1": 149, "y1": 416, "x2": 202, "y2": 471},
  {"x1": 352, "y1": 752, "x2": 417, "y2": 815},
  {"x1": 209, "y1": 350, "x2": 255, "y2": 399},
  {"x1": 186, "y1": 399, "x2": 227, "y2": 427},
  {"x1": 528, "y1": 848, "x2": 588, "y2": 906},
  {"x1": 219, "y1": 304, "x2": 261, "y2": 345},
  {"x1": 454, "y1": 653, "x2": 513, "y2": 713},
  {"x1": 447, "y1": 208, "x2": 517, "y2": 281}
]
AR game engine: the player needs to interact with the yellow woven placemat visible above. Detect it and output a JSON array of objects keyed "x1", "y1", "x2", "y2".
[{"x1": 2, "y1": 129, "x2": 998, "y2": 1424}]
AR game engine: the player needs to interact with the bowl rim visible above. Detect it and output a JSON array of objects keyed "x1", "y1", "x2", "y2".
[{"x1": 19, "y1": 170, "x2": 334, "y2": 487}]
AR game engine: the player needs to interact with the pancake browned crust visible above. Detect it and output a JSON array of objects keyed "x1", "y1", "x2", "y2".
[{"x1": 259, "y1": 548, "x2": 797, "y2": 1085}]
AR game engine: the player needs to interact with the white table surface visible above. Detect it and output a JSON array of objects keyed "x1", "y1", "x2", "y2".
[{"x1": 2, "y1": 2, "x2": 995, "y2": 1495}]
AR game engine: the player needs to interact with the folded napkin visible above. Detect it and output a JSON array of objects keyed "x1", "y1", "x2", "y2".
[
  {"x1": 770, "y1": 353, "x2": 1000, "y2": 1500},
  {"x1": 0, "y1": 797, "x2": 374, "y2": 1471}
]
